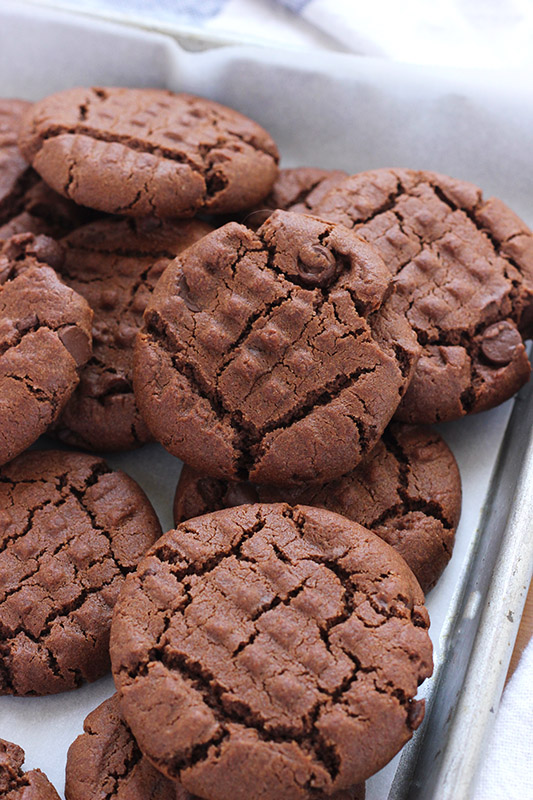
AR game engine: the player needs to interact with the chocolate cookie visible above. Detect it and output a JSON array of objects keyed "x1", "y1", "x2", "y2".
[
  {"x1": 52, "y1": 216, "x2": 213, "y2": 451},
  {"x1": 0, "y1": 98, "x2": 90, "y2": 240},
  {"x1": 134, "y1": 210, "x2": 420, "y2": 485},
  {"x1": 0, "y1": 99, "x2": 35, "y2": 226},
  {"x1": 18, "y1": 87, "x2": 279, "y2": 218},
  {"x1": 0, "y1": 179, "x2": 94, "y2": 241},
  {"x1": 0, "y1": 739, "x2": 60, "y2": 799},
  {"x1": 173, "y1": 423, "x2": 461, "y2": 592},
  {"x1": 111, "y1": 504, "x2": 433, "y2": 797},
  {"x1": 314, "y1": 169, "x2": 533, "y2": 422},
  {"x1": 66, "y1": 694, "x2": 181, "y2": 800},
  {"x1": 243, "y1": 167, "x2": 348, "y2": 229},
  {"x1": 0, "y1": 449, "x2": 162, "y2": 696},
  {"x1": 0, "y1": 233, "x2": 93, "y2": 466},
  {"x1": 65, "y1": 696, "x2": 365, "y2": 800}
]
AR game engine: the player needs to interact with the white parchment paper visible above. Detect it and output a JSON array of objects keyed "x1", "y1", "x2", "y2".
[{"x1": 0, "y1": 2, "x2": 531, "y2": 797}]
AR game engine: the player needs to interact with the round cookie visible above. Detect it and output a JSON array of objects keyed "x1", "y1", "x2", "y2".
[
  {"x1": 173, "y1": 423, "x2": 462, "y2": 592},
  {"x1": 0, "y1": 449, "x2": 162, "y2": 696},
  {"x1": 314, "y1": 168, "x2": 533, "y2": 422},
  {"x1": 111, "y1": 504, "x2": 433, "y2": 797},
  {"x1": 66, "y1": 694, "x2": 365, "y2": 800},
  {"x1": 134, "y1": 209, "x2": 420, "y2": 485},
  {"x1": 53, "y1": 216, "x2": 213, "y2": 451},
  {"x1": 242, "y1": 167, "x2": 348, "y2": 229},
  {"x1": 0, "y1": 738, "x2": 60, "y2": 799},
  {"x1": 18, "y1": 87, "x2": 280, "y2": 218},
  {"x1": 0, "y1": 233, "x2": 93, "y2": 466}
]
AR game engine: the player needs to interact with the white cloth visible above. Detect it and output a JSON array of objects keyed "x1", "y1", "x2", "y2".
[
  {"x1": 473, "y1": 637, "x2": 533, "y2": 799},
  {"x1": 31, "y1": 0, "x2": 533, "y2": 66}
]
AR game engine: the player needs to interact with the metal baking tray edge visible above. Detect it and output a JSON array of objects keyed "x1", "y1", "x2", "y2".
[{"x1": 391, "y1": 355, "x2": 533, "y2": 800}]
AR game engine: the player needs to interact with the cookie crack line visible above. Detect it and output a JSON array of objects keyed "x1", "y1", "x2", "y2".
[
  {"x1": 151, "y1": 283, "x2": 378, "y2": 443},
  {"x1": 431, "y1": 183, "x2": 526, "y2": 280},
  {"x1": 34, "y1": 117, "x2": 277, "y2": 182},
  {"x1": 379, "y1": 429, "x2": 453, "y2": 529},
  {"x1": 119, "y1": 507, "x2": 423, "y2": 779},
  {"x1": 168, "y1": 344, "x2": 377, "y2": 469},
  {"x1": 327, "y1": 171, "x2": 528, "y2": 328},
  {"x1": 146, "y1": 647, "x2": 343, "y2": 783},
  {"x1": 0, "y1": 462, "x2": 121, "y2": 626}
]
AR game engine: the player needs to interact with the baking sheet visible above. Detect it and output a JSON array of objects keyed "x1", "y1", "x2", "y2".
[{"x1": 1, "y1": 2, "x2": 532, "y2": 798}]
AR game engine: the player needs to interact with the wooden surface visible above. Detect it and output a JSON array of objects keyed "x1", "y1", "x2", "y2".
[{"x1": 507, "y1": 577, "x2": 533, "y2": 681}]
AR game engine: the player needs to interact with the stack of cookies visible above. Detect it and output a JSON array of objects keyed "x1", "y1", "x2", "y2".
[{"x1": 1, "y1": 85, "x2": 532, "y2": 800}]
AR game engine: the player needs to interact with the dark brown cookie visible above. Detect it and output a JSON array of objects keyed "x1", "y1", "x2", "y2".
[
  {"x1": 0, "y1": 99, "x2": 35, "y2": 226},
  {"x1": 0, "y1": 233, "x2": 93, "y2": 466},
  {"x1": 65, "y1": 696, "x2": 365, "y2": 800},
  {"x1": 0, "y1": 98, "x2": 91, "y2": 240},
  {"x1": 314, "y1": 168, "x2": 533, "y2": 422},
  {"x1": 52, "y1": 216, "x2": 213, "y2": 451},
  {"x1": 18, "y1": 87, "x2": 279, "y2": 218},
  {"x1": 0, "y1": 449, "x2": 162, "y2": 696},
  {"x1": 0, "y1": 179, "x2": 95, "y2": 241},
  {"x1": 0, "y1": 738, "x2": 60, "y2": 799},
  {"x1": 65, "y1": 694, "x2": 181, "y2": 800},
  {"x1": 173, "y1": 423, "x2": 461, "y2": 592},
  {"x1": 242, "y1": 167, "x2": 348, "y2": 229},
  {"x1": 111, "y1": 504, "x2": 433, "y2": 797},
  {"x1": 134, "y1": 210, "x2": 420, "y2": 485}
]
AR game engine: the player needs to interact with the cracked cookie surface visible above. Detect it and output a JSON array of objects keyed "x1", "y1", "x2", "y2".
[
  {"x1": 18, "y1": 87, "x2": 280, "y2": 218},
  {"x1": 110, "y1": 503, "x2": 433, "y2": 798},
  {"x1": 173, "y1": 423, "x2": 461, "y2": 592},
  {"x1": 134, "y1": 210, "x2": 420, "y2": 485},
  {"x1": 53, "y1": 216, "x2": 213, "y2": 452},
  {"x1": 0, "y1": 449, "x2": 162, "y2": 696},
  {"x1": 242, "y1": 167, "x2": 348, "y2": 229},
  {"x1": 0, "y1": 234, "x2": 93, "y2": 466},
  {"x1": 315, "y1": 168, "x2": 533, "y2": 422},
  {"x1": 0, "y1": 99, "x2": 35, "y2": 226},
  {"x1": 0, "y1": 98, "x2": 91, "y2": 240},
  {"x1": 0, "y1": 738, "x2": 60, "y2": 799},
  {"x1": 66, "y1": 694, "x2": 183, "y2": 800},
  {"x1": 65, "y1": 693, "x2": 365, "y2": 800}
]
